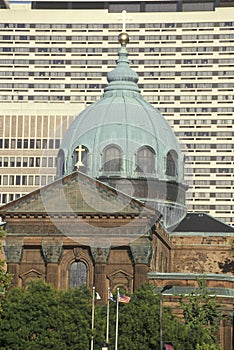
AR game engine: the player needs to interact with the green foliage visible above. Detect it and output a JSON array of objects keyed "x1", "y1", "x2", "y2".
[
  {"x1": 196, "y1": 343, "x2": 221, "y2": 350},
  {"x1": 0, "y1": 280, "x2": 92, "y2": 349},
  {"x1": 0, "y1": 227, "x2": 11, "y2": 312},
  {"x1": 0, "y1": 279, "x2": 222, "y2": 350},
  {"x1": 106, "y1": 283, "x2": 185, "y2": 350},
  {"x1": 179, "y1": 277, "x2": 222, "y2": 350}
]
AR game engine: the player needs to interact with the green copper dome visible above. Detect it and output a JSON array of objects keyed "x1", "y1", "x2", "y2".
[{"x1": 57, "y1": 32, "x2": 187, "y2": 230}]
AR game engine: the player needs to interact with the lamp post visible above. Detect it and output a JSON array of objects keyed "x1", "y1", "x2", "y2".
[
  {"x1": 160, "y1": 285, "x2": 173, "y2": 350},
  {"x1": 100, "y1": 342, "x2": 109, "y2": 350}
]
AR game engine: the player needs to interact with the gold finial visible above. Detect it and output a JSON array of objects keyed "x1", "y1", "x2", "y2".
[{"x1": 118, "y1": 32, "x2": 129, "y2": 46}]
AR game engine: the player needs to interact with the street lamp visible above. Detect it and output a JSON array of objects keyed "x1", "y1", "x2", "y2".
[
  {"x1": 160, "y1": 285, "x2": 173, "y2": 350},
  {"x1": 100, "y1": 341, "x2": 109, "y2": 350}
]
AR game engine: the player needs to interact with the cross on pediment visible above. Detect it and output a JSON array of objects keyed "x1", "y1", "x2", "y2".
[
  {"x1": 118, "y1": 9, "x2": 132, "y2": 32},
  {"x1": 75, "y1": 144, "x2": 86, "y2": 168}
]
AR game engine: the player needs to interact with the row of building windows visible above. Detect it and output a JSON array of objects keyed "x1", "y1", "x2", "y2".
[
  {"x1": 0, "y1": 156, "x2": 56, "y2": 168},
  {"x1": 190, "y1": 180, "x2": 234, "y2": 185},
  {"x1": 1, "y1": 21, "x2": 233, "y2": 29},
  {"x1": 178, "y1": 131, "x2": 234, "y2": 137},
  {"x1": 0, "y1": 139, "x2": 60, "y2": 149},
  {"x1": 1, "y1": 70, "x2": 233, "y2": 79},
  {"x1": 188, "y1": 156, "x2": 234, "y2": 161},
  {"x1": 0, "y1": 174, "x2": 54, "y2": 187},
  {"x1": 175, "y1": 119, "x2": 234, "y2": 125},
  {"x1": 1, "y1": 58, "x2": 234, "y2": 65},
  {"x1": 2, "y1": 33, "x2": 234, "y2": 41},
  {"x1": 0, "y1": 193, "x2": 21, "y2": 204},
  {"x1": 1, "y1": 94, "x2": 234, "y2": 108},
  {"x1": 1, "y1": 83, "x2": 234, "y2": 93},
  {"x1": 186, "y1": 143, "x2": 234, "y2": 149},
  {"x1": 1, "y1": 47, "x2": 234, "y2": 55},
  {"x1": 0, "y1": 95, "x2": 97, "y2": 102},
  {"x1": 1, "y1": 82, "x2": 233, "y2": 92},
  {"x1": 185, "y1": 168, "x2": 233, "y2": 174}
]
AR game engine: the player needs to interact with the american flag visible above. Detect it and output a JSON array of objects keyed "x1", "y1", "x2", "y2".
[
  {"x1": 164, "y1": 342, "x2": 175, "y2": 350},
  {"x1": 118, "y1": 294, "x2": 131, "y2": 303}
]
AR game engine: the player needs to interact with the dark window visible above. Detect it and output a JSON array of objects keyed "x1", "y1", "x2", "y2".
[
  {"x1": 36, "y1": 139, "x2": 41, "y2": 149},
  {"x1": 4, "y1": 139, "x2": 9, "y2": 148},
  {"x1": 69, "y1": 261, "x2": 87, "y2": 289},
  {"x1": 30, "y1": 139, "x2": 35, "y2": 149},
  {"x1": 102, "y1": 145, "x2": 122, "y2": 172},
  {"x1": 16, "y1": 176, "x2": 20, "y2": 185},
  {"x1": 42, "y1": 139, "x2": 47, "y2": 148},
  {"x1": 17, "y1": 139, "x2": 22, "y2": 149},
  {"x1": 166, "y1": 150, "x2": 178, "y2": 177},
  {"x1": 35, "y1": 157, "x2": 40, "y2": 167},
  {"x1": 23, "y1": 157, "x2": 28, "y2": 167},
  {"x1": 55, "y1": 139, "x2": 60, "y2": 149},
  {"x1": 4, "y1": 157, "x2": 8, "y2": 167},
  {"x1": 49, "y1": 139, "x2": 54, "y2": 149},
  {"x1": 24, "y1": 139, "x2": 28, "y2": 148},
  {"x1": 136, "y1": 146, "x2": 155, "y2": 174},
  {"x1": 22, "y1": 176, "x2": 27, "y2": 185},
  {"x1": 29, "y1": 157, "x2": 34, "y2": 167},
  {"x1": 56, "y1": 149, "x2": 65, "y2": 177}
]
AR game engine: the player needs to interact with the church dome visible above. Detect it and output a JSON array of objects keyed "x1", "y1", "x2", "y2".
[{"x1": 57, "y1": 32, "x2": 187, "y2": 231}]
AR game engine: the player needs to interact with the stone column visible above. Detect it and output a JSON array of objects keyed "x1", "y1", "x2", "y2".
[
  {"x1": 3, "y1": 239, "x2": 23, "y2": 287},
  {"x1": 130, "y1": 235, "x2": 152, "y2": 291},
  {"x1": 90, "y1": 247, "x2": 110, "y2": 301},
  {"x1": 42, "y1": 240, "x2": 63, "y2": 289}
]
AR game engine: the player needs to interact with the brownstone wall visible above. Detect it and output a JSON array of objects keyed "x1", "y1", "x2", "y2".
[{"x1": 170, "y1": 235, "x2": 233, "y2": 274}]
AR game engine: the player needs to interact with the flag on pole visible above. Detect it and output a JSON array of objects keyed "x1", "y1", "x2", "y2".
[
  {"x1": 118, "y1": 294, "x2": 131, "y2": 303},
  {"x1": 109, "y1": 292, "x2": 116, "y2": 302},
  {"x1": 164, "y1": 342, "x2": 175, "y2": 350},
  {"x1": 95, "y1": 291, "x2": 101, "y2": 300}
]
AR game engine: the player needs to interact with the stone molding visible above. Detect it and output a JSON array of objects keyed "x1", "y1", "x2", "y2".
[
  {"x1": 130, "y1": 236, "x2": 152, "y2": 265},
  {"x1": 3, "y1": 239, "x2": 23, "y2": 263},
  {"x1": 90, "y1": 247, "x2": 110, "y2": 263},
  {"x1": 41, "y1": 239, "x2": 63, "y2": 263}
]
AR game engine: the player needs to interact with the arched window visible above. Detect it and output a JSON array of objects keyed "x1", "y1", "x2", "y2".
[
  {"x1": 69, "y1": 261, "x2": 87, "y2": 289},
  {"x1": 56, "y1": 149, "x2": 65, "y2": 177},
  {"x1": 136, "y1": 146, "x2": 155, "y2": 174},
  {"x1": 166, "y1": 150, "x2": 178, "y2": 177},
  {"x1": 102, "y1": 145, "x2": 122, "y2": 172}
]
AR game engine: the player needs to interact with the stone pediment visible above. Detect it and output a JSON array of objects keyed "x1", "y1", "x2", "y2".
[{"x1": 0, "y1": 171, "x2": 160, "y2": 220}]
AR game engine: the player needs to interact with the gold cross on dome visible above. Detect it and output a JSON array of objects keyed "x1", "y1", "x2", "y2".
[
  {"x1": 118, "y1": 10, "x2": 132, "y2": 32},
  {"x1": 75, "y1": 144, "x2": 86, "y2": 168}
]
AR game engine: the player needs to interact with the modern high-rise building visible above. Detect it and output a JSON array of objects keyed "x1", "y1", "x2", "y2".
[{"x1": 0, "y1": 0, "x2": 234, "y2": 226}]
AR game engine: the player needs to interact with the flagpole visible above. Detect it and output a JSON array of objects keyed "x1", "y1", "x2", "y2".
[
  {"x1": 90, "y1": 286, "x2": 95, "y2": 350},
  {"x1": 106, "y1": 287, "x2": 110, "y2": 344},
  {"x1": 115, "y1": 287, "x2": 119, "y2": 350}
]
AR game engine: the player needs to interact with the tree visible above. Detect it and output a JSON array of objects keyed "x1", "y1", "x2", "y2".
[
  {"x1": 0, "y1": 227, "x2": 11, "y2": 313},
  {"x1": 0, "y1": 280, "x2": 92, "y2": 349},
  {"x1": 0, "y1": 280, "x2": 223, "y2": 349},
  {"x1": 179, "y1": 277, "x2": 222, "y2": 350},
  {"x1": 106, "y1": 283, "x2": 185, "y2": 350}
]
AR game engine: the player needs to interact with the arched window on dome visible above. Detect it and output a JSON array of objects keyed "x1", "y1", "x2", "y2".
[
  {"x1": 136, "y1": 146, "x2": 156, "y2": 174},
  {"x1": 166, "y1": 150, "x2": 178, "y2": 177},
  {"x1": 69, "y1": 261, "x2": 87, "y2": 289},
  {"x1": 56, "y1": 149, "x2": 65, "y2": 177},
  {"x1": 72, "y1": 145, "x2": 89, "y2": 172},
  {"x1": 102, "y1": 145, "x2": 122, "y2": 172}
]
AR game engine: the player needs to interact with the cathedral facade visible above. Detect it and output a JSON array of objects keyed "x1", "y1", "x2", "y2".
[{"x1": 0, "y1": 30, "x2": 233, "y2": 349}]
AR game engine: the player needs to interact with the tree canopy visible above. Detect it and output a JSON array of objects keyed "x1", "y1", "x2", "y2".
[
  {"x1": 0, "y1": 227, "x2": 11, "y2": 313},
  {"x1": 0, "y1": 279, "x2": 222, "y2": 350}
]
